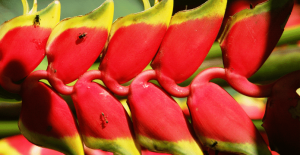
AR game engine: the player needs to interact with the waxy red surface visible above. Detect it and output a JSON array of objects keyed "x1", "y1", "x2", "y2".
[
  {"x1": 188, "y1": 82, "x2": 265, "y2": 144},
  {"x1": 0, "y1": 26, "x2": 50, "y2": 82},
  {"x1": 100, "y1": 23, "x2": 167, "y2": 84},
  {"x1": 128, "y1": 78, "x2": 196, "y2": 141},
  {"x1": 72, "y1": 80, "x2": 134, "y2": 139},
  {"x1": 152, "y1": 18, "x2": 223, "y2": 84},
  {"x1": 47, "y1": 27, "x2": 108, "y2": 84},
  {"x1": 20, "y1": 81, "x2": 78, "y2": 137},
  {"x1": 221, "y1": 1, "x2": 294, "y2": 78}
]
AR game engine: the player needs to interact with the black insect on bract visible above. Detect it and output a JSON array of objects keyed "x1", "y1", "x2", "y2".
[
  {"x1": 33, "y1": 15, "x2": 40, "y2": 26},
  {"x1": 211, "y1": 141, "x2": 218, "y2": 147},
  {"x1": 78, "y1": 33, "x2": 87, "y2": 39}
]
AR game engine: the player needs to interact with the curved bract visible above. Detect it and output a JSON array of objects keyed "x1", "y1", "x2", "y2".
[
  {"x1": 128, "y1": 70, "x2": 203, "y2": 155},
  {"x1": 150, "y1": 0, "x2": 226, "y2": 97},
  {"x1": 188, "y1": 82, "x2": 271, "y2": 155},
  {"x1": 262, "y1": 70, "x2": 300, "y2": 154},
  {"x1": 152, "y1": 0, "x2": 227, "y2": 84},
  {"x1": 19, "y1": 79, "x2": 84, "y2": 155},
  {"x1": 219, "y1": 0, "x2": 294, "y2": 78},
  {"x1": 46, "y1": 0, "x2": 114, "y2": 85},
  {"x1": 0, "y1": 0, "x2": 60, "y2": 93},
  {"x1": 99, "y1": 0, "x2": 173, "y2": 88},
  {"x1": 72, "y1": 72, "x2": 140, "y2": 155}
]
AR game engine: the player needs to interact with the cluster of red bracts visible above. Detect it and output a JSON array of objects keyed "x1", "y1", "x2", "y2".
[{"x1": 0, "y1": 0, "x2": 298, "y2": 154}]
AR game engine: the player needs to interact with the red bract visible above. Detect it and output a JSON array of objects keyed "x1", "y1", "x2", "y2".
[
  {"x1": 188, "y1": 68, "x2": 270, "y2": 155},
  {"x1": 219, "y1": 0, "x2": 294, "y2": 97},
  {"x1": 218, "y1": 0, "x2": 266, "y2": 37},
  {"x1": 99, "y1": 0, "x2": 173, "y2": 96},
  {"x1": 128, "y1": 70, "x2": 203, "y2": 155},
  {"x1": 46, "y1": 0, "x2": 114, "y2": 95},
  {"x1": 151, "y1": 0, "x2": 227, "y2": 97},
  {"x1": 262, "y1": 70, "x2": 300, "y2": 154},
  {"x1": 0, "y1": 135, "x2": 64, "y2": 155},
  {"x1": 71, "y1": 71, "x2": 140, "y2": 155},
  {"x1": 19, "y1": 71, "x2": 84, "y2": 155},
  {"x1": 285, "y1": 1, "x2": 300, "y2": 28},
  {"x1": 0, "y1": 1, "x2": 60, "y2": 93}
]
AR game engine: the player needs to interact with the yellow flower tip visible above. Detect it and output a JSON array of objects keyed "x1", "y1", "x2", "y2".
[
  {"x1": 142, "y1": 0, "x2": 151, "y2": 10},
  {"x1": 46, "y1": 0, "x2": 113, "y2": 49},
  {"x1": 0, "y1": 0, "x2": 61, "y2": 41},
  {"x1": 22, "y1": 0, "x2": 29, "y2": 15}
]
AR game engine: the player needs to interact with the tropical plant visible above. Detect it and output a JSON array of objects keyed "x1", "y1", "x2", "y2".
[{"x1": 0, "y1": 0, "x2": 299, "y2": 155}]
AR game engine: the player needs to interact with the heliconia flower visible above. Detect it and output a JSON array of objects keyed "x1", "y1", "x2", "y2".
[
  {"x1": 19, "y1": 71, "x2": 84, "y2": 155},
  {"x1": 128, "y1": 70, "x2": 203, "y2": 155},
  {"x1": 188, "y1": 69, "x2": 271, "y2": 155},
  {"x1": 71, "y1": 71, "x2": 140, "y2": 155},
  {"x1": 46, "y1": 0, "x2": 114, "y2": 95},
  {"x1": 151, "y1": 0, "x2": 227, "y2": 97},
  {"x1": 99, "y1": 0, "x2": 173, "y2": 96},
  {"x1": 262, "y1": 70, "x2": 300, "y2": 154},
  {"x1": 0, "y1": 134, "x2": 64, "y2": 155},
  {"x1": 219, "y1": 0, "x2": 294, "y2": 97},
  {"x1": 0, "y1": 0, "x2": 60, "y2": 93}
]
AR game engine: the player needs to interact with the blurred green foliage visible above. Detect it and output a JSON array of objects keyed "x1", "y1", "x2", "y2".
[{"x1": 0, "y1": 0, "x2": 144, "y2": 24}]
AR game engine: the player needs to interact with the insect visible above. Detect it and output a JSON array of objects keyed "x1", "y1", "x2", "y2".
[
  {"x1": 101, "y1": 112, "x2": 109, "y2": 127},
  {"x1": 78, "y1": 33, "x2": 87, "y2": 39},
  {"x1": 250, "y1": 4, "x2": 253, "y2": 9},
  {"x1": 211, "y1": 141, "x2": 218, "y2": 147},
  {"x1": 33, "y1": 15, "x2": 40, "y2": 26}
]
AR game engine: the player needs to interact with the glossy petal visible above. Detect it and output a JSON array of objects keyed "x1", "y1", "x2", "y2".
[
  {"x1": 128, "y1": 71, "x2": 203, "y2": 155},
  {"x1": 188, "y1": 82, "x2": 271, "y2": 155},
  {"x1": 46, "y1": 0, "x2": 114, "y2": 84},
  {"x1": 72, "y1": 78, "x2": 140, "y2": 155},
  {"x1": 151, "y1": 0, "x2": 227, "y2": 84},
  {"x1": 99, "y1": 0, "x2": 173, "y2": 85},
  {"x1": 219, "y1": 0, "x2": 294, "y2": 78},
  {"x1": 0, "y1": 0, "x2": 60, "y2": 93},
  {"x1": 0, "y1": 135, "x2": 64, "y2": 155},
  {"x1": 19, "y1": 80, "x2": 84, "y2": 155}
]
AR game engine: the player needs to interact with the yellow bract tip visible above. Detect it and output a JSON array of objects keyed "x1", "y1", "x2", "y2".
[
  {"x1": 84, "y1": 137, "x2": 141, "y2": 155},
  {"x1": 137, "y1": 135, "x2": 203, "y2": 155},
  {"x1": 0, "y1": 140, "x2": 21, "y2": 155},
  {"x1": 170, "y1": 0, "x2": 227, "y2": 25},
  {"x1": 0, "y1": 0, "x2": 61, "y2": 41},
  {"x1": 109, "y1": 0, "x2": 173, "y2": 40},
  {"x1": 46, "y1": 0, "x2": 114, "y2": 46}
]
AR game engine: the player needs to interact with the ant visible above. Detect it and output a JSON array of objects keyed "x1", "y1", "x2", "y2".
[
  {"x1": 33, "y1": 15, "x2": 40, "y2": 26},
  {"x1": 101, "y1": 112, "x2": 108, "y2": 128},
  {"x1": 211, "y1": 141, "x2": 218, "y2": 147},
  {"x1": 78, "y1": 32, "x2": 87, "y2": 39}
]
